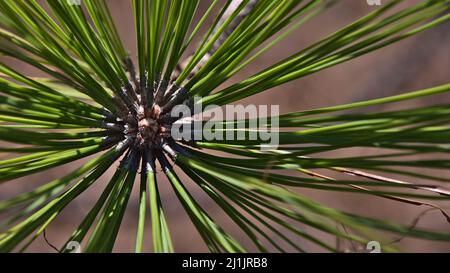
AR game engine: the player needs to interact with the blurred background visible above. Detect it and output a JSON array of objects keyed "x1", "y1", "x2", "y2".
[{"x1": 1, "y1": 0, "x2": 449, "y2": 252}]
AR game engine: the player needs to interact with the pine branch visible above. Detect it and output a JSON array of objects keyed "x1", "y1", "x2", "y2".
[{"x1": 172, "y1": 0, "x2": 258, "y2": 81}]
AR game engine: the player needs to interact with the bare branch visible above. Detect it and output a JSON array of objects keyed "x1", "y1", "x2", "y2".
[{"x1": 331, "y1": 167, "x2": 450, "y2": 197}]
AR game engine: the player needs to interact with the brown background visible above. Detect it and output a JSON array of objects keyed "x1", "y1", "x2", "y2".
[{"x1": 1, "y1": 0, "x2": 450, "y2": 252}]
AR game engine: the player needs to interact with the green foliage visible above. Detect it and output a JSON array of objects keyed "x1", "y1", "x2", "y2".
[{"x1": 0, "y1": 0, "x2": 449, "y2": 252}]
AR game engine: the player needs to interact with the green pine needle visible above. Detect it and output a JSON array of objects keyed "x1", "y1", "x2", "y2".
[{"x1": 0, "y1": 0, "x2": 450, "y2": 253}]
